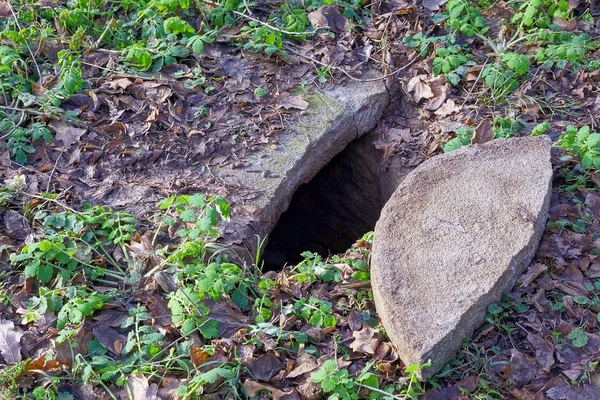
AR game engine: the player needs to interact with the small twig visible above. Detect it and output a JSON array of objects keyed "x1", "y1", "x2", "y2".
[
  {"x1": 7, "y1": 2, "x2": 41, "y2": 78},
  {"x1": 283, "y1": 44, "x2": 423, "y2": 82},
  {"x1": 0, "y1": 110, "x2": 26, "y2": 140},
  {"x1": 0, "y1": 104, "x2": 107, "y2": 136},
  {"x1": 241, "y1": 0, "x2": 254, "y2": 16},
  {"x1": 337, "y1": 280, "x2": 371, "y2": 289},
  {"x1": 93, "y1": 18, "x2": 115, "y2": 49},
  {"x1": 460, "y1": 58, "x2": 488, "y2": 108},
  {"x1": 21, "y1": 192, "x2": 80, "y2": 214},
  {"x1": 46, "y1": 141, "x2": 73, "y2": 193},
  {"x1": 355, "y1": 382, "x2": 407, "y2": 400}
]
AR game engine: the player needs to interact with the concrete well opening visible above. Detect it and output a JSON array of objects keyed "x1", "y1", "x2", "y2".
[{"x1": 261, "y1": 128, "x2": 418, "y2": 270}]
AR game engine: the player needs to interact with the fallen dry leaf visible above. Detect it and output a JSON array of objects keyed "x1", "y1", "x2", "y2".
[
  {"x1": 308, "y1": 6, "x2": 348, "y2": 33},
  {"x1": 277, "y1": 92, "x2": 309, "y2": 110},
  {"x1": 422, "y1": 0, "x2": 448, "y2": 11},
  {"x1": 406, "y1": 75, "x2": 434, "y2": 103},
  {"x1": 50, "y1": 120, "x2": 86, "y2": 147},
  {"x1": 126, "y1": 373, "x2": 159, "y2": 400},
  {"x1": 287, "y1": 352, "x2": 319, "y2": 378},
  {"x1": 434, "y1": 99, "x2": 460, "y2": 117},
  {"x1": 242, "y1": 379, "x2": 294, "y2": 399},
  {"x1": 247, "y1": 353, "x2": 285, "y2": 382},
  {"x1": 471, "y1": 119, "x2": 493, "y2": 145},
  {"x1": 350, "y1": 325, "x2": 381, "y2": 355},
  {"x1": 0, "y1": 320, "x2": 23, "y2": 364},
  {"x1": 92, "y1": 325, "x2": 126, "y2": 355}
]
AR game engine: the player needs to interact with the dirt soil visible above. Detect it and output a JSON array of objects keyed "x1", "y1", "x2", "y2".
[{"x1": 2, "y1": 0, "x2": 600, "y2": 399}]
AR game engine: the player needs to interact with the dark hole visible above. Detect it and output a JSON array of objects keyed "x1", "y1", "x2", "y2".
[{"x1": 262, "y1": 130, "x2": 398, "y2": 270}]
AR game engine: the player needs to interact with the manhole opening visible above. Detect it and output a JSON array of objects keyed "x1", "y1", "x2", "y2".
[{"x1": 262, "y1": 130, "x2": 397, "y2": 270}]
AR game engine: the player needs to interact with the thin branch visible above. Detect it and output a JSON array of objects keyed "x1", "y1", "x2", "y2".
[
  {"x1": 7, "y1": 2, "x2": 41, "y2": 78},
  {"x1": 0, "y1": 104, "x2": 107, "y2": 136},
  {"x1": 283, "y1": 44, "x2": 423, "y2": 82},
  {"x1": 460, "y1": 58, "x2": 488, "y2": 108},
  {"x1": 21, "y1": 192, "x2": 80, "y2": 214},
  {"x1": 46, "y1": 140, "x2": 73, "y2": 193},
  {"x1": 355, "y1": 382, "x2": 408, "y2": 400},
  {"x1": 0, "y1": 110, "x2": 26, "y2": 140}
]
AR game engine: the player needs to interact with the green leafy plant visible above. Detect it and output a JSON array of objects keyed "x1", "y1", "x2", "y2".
[
  {"x1": 534, "y1": 32, "x2": 600, "y2": 69},
  {"x1": 3, "y1": 120, "x2": 53, "y2": 165},
  {"x1": 481, "y1": 53, "x2": 530, "y2": 101},
  {"x1": 432, "y1": 44, "x2": 473, "y2": 85},
  {"x1": 567, "y1": 327, "x2": 589, "y2": 348},
  {"x1": 284, "y1": 296, "x2": 337, "y2": 328},
  {"x1": 557, "y1": 125, "x2": 600, "y2": 170},
  {"x1": 444, "y1": 0, "x2": 488, "y2": 38},
  {"x1": 403, "y1": 33, "x2": 447, "y2": 56},
  {"x1": 493, "y1": 116, "x2": 522, "y2": 138},
  {"x1": 167, "y1": 287, "x2": 219, "y2": 338},
  {"x1": 57, "y1": 288, "x2": 112, "y2": 329},
  {"x1": 310, "y1": 359, "x2": 358, "y2": 400},
  {"x1": 530, "y1": 121, "x2": 551, "y2": 136},
  {"x1": 443, "y1": 126, "x2": 474, "y2": 152},
  {"x1": 511, "y1": 0, "x2": 570, "y2": 29}
]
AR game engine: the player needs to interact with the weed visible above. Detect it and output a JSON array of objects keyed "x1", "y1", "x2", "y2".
[
  {"x1": 567, "y1": 327, "x2": 589, "y2": 348},
  {"x1": 167, "y1": 287, "x2": 220, "y2": 337},
  {"x1": 443, "y1": 126, "x2": 474, "y2": 152},
  {"x1": 284, "y1": 296, "x2": 337, "y2": 327},
  {"x1": 310, "y1": 359, "x2": 358, "y2": 399},
  {"x1": 556, "y1": 125, "x2": 600, "y2": 171},
  {"x1": 57, "y1": 288, "x2": 113, "y2": 329},
  {"x1": 492, "y1": 116, "x2": 522, "y2": 138},
  {"x1": 289, "y1": 251, "x2": 342, "y2": 283},
  {"x1": 432, "y1": 44, "x2": 473, "y2": 86},
  {"x1": 444, "y1": 0, "x2": 488, "y2": 38},
  {"x1": 511, "y1": 0, "x2": 570, "y2": 29},
  {"x1": 530, "y1": 121, "x2": 551, "y2": 136},
  {"x1": 481, "y1": 53, "x2": 530, "y2": 101},
  {"x1": 534, "y1": 32, "x2": 600, "y2": 69}
]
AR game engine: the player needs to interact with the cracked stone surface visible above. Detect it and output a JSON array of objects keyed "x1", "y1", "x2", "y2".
[
  {"x1": 219, "y1": 74, "x2": 389, "y2": 259},
  {"x1": 371, "y1": 136, "x2": 553, "y2": 380}
]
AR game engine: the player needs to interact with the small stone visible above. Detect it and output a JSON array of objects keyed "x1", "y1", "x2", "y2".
[
  {"x1": 371, "y1": 136, "x2": 553, "y2": 380},
  {"x1": 3, "y1": 210, "x2": 31, "y2": 241}
]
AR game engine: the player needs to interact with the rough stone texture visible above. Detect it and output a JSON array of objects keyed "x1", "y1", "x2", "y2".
[
  {"x1": 3, "y1": 210, "x2": 31, "y2": 240},
  {"x1": 371, "y1": 136, "x2": 553, "y2": 380},
  {"x1": 218, "y1": 74, "x2": 389, "y2": 260}
]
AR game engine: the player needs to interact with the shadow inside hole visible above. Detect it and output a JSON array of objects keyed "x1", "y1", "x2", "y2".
[{"x1": 262, "y1": 130, "x2": 399, "y2": 270}]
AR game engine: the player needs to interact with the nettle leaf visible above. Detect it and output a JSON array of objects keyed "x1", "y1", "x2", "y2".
[
  {"x1": 187, "y1": 35, "x2": 205, "y2": 53},
  {"x1": 164, "y1": 17, "x2": 195, "y2": 36},
  {"x1": 582, "y1": 153, "x2": 594, "y2": 170},
  {"x1": 37, "y1": 264, "x2": 54, "y2": 283},
  {"x1": 24, "y1": 260, "x2": 40, "y2": 279},
  {"x1": 199, "y1": 319, "x2": 219, "y2": 338},
  {"x1": 180, "y1": 209, "x2": 196, "y2": 222},
  {"x1": 125, "y1": 46, "x2": 152, "y2": 71},
  {"x1": 188, "y1": 194, "x2": 206, "y2": 208},
  {"x1": 502, "y1": 53, "x2": 531, "y2": 76}
]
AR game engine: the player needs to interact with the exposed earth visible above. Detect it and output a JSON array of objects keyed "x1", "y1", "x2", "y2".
[{"x1": 1, "y1": 0, "x2": 600, "y2": 399}]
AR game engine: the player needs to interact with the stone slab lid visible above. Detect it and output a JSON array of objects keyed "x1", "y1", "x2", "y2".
[{"x1": 371, "y1": 136, "x2": 553, "y2": 380}]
